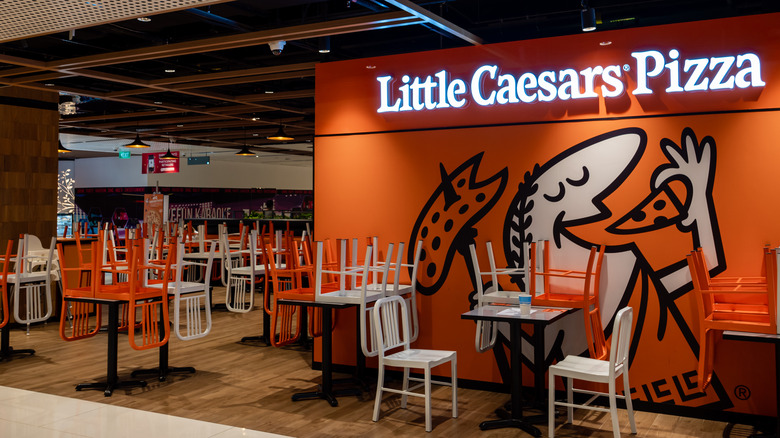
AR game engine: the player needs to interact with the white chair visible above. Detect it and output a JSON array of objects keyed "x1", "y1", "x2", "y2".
[
  {"x1": 223, "y1": 230, "x2": 262, "y2": 313},
  {"x1": 11, "y1": 237, "x2": 57, "y2": 327},
  {"x1": 547, "y1": 307, "x2": 636, "y2": 438},
  {"x1": 468, "y1": 240, "x2": 528, "y2": 352},
  {"x1": 372, "y1": 295, "x2": 457, "y2": 433},
  {"x1": 148, "y1": 241, "x2": 216, "y2": 341}
]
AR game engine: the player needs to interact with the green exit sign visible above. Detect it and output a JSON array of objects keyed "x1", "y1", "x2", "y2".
[{"x1": 119, "y1": 150, "x2": 131, "y2": 159}]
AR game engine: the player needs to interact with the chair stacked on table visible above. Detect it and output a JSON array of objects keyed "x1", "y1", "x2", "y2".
[{"x1": 686, "y1": 246, "x2": 776, "y2": 391}]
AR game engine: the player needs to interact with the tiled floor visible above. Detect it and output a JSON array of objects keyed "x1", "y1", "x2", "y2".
[{"x1": 0, "y1": 385, "x2": 289, "y2": 438}]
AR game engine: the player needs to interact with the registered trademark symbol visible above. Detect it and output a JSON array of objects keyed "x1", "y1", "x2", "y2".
[
  {"x1": 623, "y1": 64, "x2": 631, "y2": 71},
  {"x1": 734, "y1": 385, "x2": 751, "y2": 400}
]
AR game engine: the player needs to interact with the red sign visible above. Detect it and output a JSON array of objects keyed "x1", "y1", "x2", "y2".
[{"x1": 142, "y1": 152, "x2": 180, "y2": 174}]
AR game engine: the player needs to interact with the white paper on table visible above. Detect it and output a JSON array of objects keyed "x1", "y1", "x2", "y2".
[{"x1": 497, "y1": 307, "x2": 538, "y2": 317}]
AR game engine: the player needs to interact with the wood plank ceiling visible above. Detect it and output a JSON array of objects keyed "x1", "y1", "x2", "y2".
[{"x1": 0, "y1": 0, "x2": 777, "y2": 158}]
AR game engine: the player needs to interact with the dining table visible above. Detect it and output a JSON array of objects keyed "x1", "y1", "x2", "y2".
[
  {"x1": 722, "y1": 330, "x2": 780, "y2": 438},
  {"x1": 277, "y1": 298, "x2": 366, "y2": 407},
  {"x1": 461, "y1": 304, "x2": 576, "y2": 436}
]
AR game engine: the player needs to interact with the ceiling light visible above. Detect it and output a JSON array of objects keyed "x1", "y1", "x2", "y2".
[
  {"x1": 319, "y1": 36, "x2": 331, "y2": 54},
  {"x1": 124, "y1": 131, "x2": 150, "y2": 148},
  {"x1": 160, "y1": 145, "x2": 177, "y2": 160},
  {"x1": 164, "y1": 69, "x2": 176, "y2": 73},
  {"x1": 44, "y1": 83, "x2": 55, "y2": 87},
  {"x1": 154, "y1": 101, "x2": 163, "y2": 104},
  {"x1": 235, "y1": 146, "x2": 255, "y2": 156},
  {"x1": 600, "y1": 41, "x2": 612, "y2": 46},
  {"x1": 268, "y1": 125, "x2": 294, "y2": 141},
  {"x1": 137, "y1": 17, "x2": 151, "y2": 22},
  {"x1": 57, "y1": 140, "x2": 72, "y2": 153},
  {"x1": 264, "y1": 91, "x2": 274, "y2": 94},
  {"x1": 581, "y1": 1, "x2": 597, "y2": 32}
]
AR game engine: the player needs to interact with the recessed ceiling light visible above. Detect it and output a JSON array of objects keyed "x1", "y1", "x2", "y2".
[
  {"x1": 137, "y1": 17, "x2": 151, "y2": 22},
  {"x1": 600, "y1": 41, "x2": 612, "y2": 46},
  {"x1": 176, "y1": 124, "x2": 184, "y2": 127},
  {"x1": 253, "y1": 133, "x2": 259, "y2": 136},
  {"x1": 154, "y1": 101, "x2": 163, "y2": 104},
  {"x1": 164, "y1": 69, "x2": 176, "y2": 73},
  {"x1": 366, "y1": 65, "x2": 376, "y2": 69},
  {"x1": 44, "y1": 83, "x2": 55, "y2": 87},
  {"x1": 264, "y1": 91, "x2": 274, "y2": 94},
  {"x1": 251, "y1": 117, "x2": 259, "y2": 121}
]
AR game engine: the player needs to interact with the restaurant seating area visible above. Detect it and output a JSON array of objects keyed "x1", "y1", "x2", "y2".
[{"x1": 0, "y1": 224, "x2": 774, "y2": 437}]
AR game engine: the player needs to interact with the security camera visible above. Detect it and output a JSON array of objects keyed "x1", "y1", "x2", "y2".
[{"x1": 269, "y1": 40, "x2": 286, "y2": 56}]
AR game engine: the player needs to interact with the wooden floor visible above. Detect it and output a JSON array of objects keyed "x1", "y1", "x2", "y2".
[{"x1": 0, "y1": 288, "x2": 757, "y2": 437}]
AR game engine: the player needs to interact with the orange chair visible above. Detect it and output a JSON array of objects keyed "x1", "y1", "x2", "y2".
[
  {"x1": 530, "y1": 241, "x2": 608, "y2": 360},
  {"x1": 0, "y1": 240, "x2": 14, "y2": 331},
  {"x1": 57, "y1": 241, "x2": 102, "y2": 341},
  {"x1": 264, "y1": 240, "x2": 305, "y2": 346},
  {"x1": 686, "y1": 247, "x2": 776, "y2": 390},
  {"x1": 123, "y1": 239, "x2": 173, "y2": 351}
]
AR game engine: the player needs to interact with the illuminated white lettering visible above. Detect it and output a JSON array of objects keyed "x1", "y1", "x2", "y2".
[
  {"x1": 517, "y1": 72, "x2": 537, "y2": 103},
  {"x1": 579, "y1": 66, "x2": 603, "y2": 98},
  {"x1": 471, "y1": 65, "x2": 498, "y2": 106},
  {"x1": 665, "y1": 49, "x2": 683, "y2": 93},
  {"x1": 377, "y1": 76, "x2": 400, "y2": 113},
  {"x1": 601, "y1": 65, "x2": 624, "y2": 97},
  {"x1": 435, "y1": 70, "x2": 450, "y2": 108},
  {"x1": 557, "y1": 68, "x2": 580, "y2": 100},
  {"x1": 632, "y1": 50, "x2": 665, "y2": 95},
  {"x1": 735, "y1": 53, "x2": 765, "y2": 88},
  {"x1": 537, "y1": 71, "x2": 557, "y2": 102},
  {"x1": 447, "y1": 79, "x2": 467, "y2": 108},
  {"x1": 399, "y1": 75, "x2": 413, "y2": 111},
  {"x1": 709, "y1": 56, "x2": 735, "y2": 90},
  {"x1": 683, "y1": 58, "x2": 709, "y2": 91},
  {"x1": 496, "y1": 73, "x2": 519, "y2": 104}
]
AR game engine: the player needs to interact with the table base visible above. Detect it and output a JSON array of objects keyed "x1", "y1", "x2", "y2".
[
  {"x1": 76, "y1": 378, "x2": 147, "y2": 397},
  {"x1": 131, "y1": 365, "x2": 196, "y2": 382},
  {"x1": 292, "y1": 384, "x2": 362, "y2": 407},
  {"x1": 479, "y1": 418, "x2": 542, "y2": 436},
  {"x1": 0, "y1": 328, "x2": 35, "y2": 361}
]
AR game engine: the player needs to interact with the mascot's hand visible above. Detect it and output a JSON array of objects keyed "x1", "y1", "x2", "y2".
[{"x1": 652, "y1": 129, "x2": 713, "y2": 228}]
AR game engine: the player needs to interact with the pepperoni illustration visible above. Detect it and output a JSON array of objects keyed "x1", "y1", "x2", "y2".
[{"x1": 409, "y1": 152, "x2": 508, "y2": 295}]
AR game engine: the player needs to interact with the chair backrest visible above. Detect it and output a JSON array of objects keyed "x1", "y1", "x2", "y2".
[
  {"x1": 530, "y1": 240, "x2": 604, "y2": 300},
  {"x1": 608, "y1": 307, "x2": 633, "y2": 378},
  {"x1": 172, "y1": 240, "x2": 216, "y2": 341},
  {"x1": 314, "y1": 240, "x2": 374, "y2": 301},
  {"x1": 13, "y1": 237, "x2": 56, "y2": 325},
  {"x1": 373, "y1": 295, "x2": 411, "y2": 361},
  {"x1": 127, "y1": 238, "x2": 173, "y2": 350},
  {"x1": 360, "y1": 243, "x2": 393, "y2": 357}
]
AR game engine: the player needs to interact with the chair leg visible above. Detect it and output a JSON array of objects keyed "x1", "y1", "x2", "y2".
[
  {"x1": 451, "y1": 356, "x2": 458, "y2": 418},
  {"x1": 401, "y1": 367, "x2": 410, "y2": 409},
  {"x1": 373, "y1": 365, "x2": 385, "y2": 422},
  {"x1": 623, "y1": 370, "x2": 637, "y2": 434},
  {"x1": 424, "y1": 366, "x2": 432, "y2": 433},
  {"x1": 609, "y1": 380, "x2": 620, "y2": 438},
  {"x1": 548, "y1": 370, "x2": 556, "y2": 438},
  {"x1": 566, "y1": 377, "x2": 573, "y2": 424}
]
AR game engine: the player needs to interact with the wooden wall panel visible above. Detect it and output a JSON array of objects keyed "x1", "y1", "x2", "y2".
[{"x1": 0, "y1": 87, "x2": 58, "y2": 245}]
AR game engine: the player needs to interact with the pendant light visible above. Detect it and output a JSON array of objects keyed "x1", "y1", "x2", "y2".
[
  {"x1": 236, "y1": 127, "x2": 255, "y2": 156},
  {"x1": 268, "y1": 104, "x2": 294, "y2": 141},
  {"x1": 57, "y1": 140, "x2": 72, "y2": 153},
  {"x1": 267, "y1": 125, "x2": 294, "y2": 141},
  {"x1": 160, "y1": 139, "x2": 177, "y2": 160},
  {"x1": 124, "y1": 124, "x2": 150, "y2": 148}
]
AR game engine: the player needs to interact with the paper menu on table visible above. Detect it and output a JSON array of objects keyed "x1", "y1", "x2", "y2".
[{"x1": 498, "y1": 308, "x2": 538, "y2": 316}]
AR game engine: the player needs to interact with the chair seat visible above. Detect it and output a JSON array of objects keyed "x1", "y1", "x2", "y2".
[
  {"x1": 549, "y1": 355, "x2": 618, "y2": 383},
  {"x1": 231, "y1": 265, "x2": 266, "y2": 276},
  {"x1": 7, "y1": 272, "x2": 49, "y2": 284},
  {"x1": 384, "y1": 348, "x2": 456, "y2": 369},
  {"x1": 147, "y1": 281, "x2": 206, "y2": 294}
]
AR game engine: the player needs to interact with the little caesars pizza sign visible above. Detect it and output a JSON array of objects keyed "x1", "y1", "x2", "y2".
[{"x1": 376, "y1": 49, "x2": 765, "y2": 113}]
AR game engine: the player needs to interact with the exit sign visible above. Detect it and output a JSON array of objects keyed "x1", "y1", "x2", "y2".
[{"x1": 119, "y1": 150, "x2": 131, "y2": 159}]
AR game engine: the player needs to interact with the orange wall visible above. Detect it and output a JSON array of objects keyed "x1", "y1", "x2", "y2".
[{"x1": 314, "y1": 13, "x2": 780, "y2": 416}]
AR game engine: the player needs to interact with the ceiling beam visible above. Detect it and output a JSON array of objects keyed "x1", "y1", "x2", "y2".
[{"x1": 382, "y1": 0, "x2": 483, "y2": 45}]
